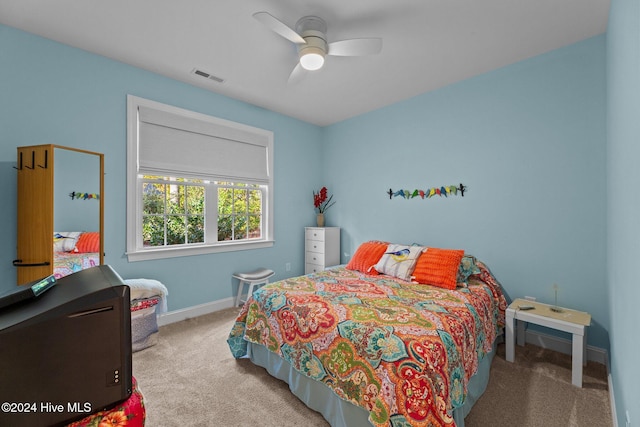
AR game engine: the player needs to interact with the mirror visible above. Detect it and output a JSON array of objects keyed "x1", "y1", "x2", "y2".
[
  {"x1": 15, "y1": 145, "x2": 104, "y2": 285},
  {"x1": 52, "y1": 147, "x2": 104, "y2": 277}
]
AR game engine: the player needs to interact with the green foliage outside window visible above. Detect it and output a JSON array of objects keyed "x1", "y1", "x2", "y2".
[
  {"x1": 142, "y1": 177, "x2": 262, "y2": 247},
  {"x1": 217, "y1": 183, "x2": 262, "y2": 241}
]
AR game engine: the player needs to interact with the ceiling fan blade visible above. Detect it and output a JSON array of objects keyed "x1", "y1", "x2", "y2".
[
  {"x1": 287, "y1": 63, "x2": 305, "y2": 84},
  {"x1": 253, "y1": 12, "x2": 306, "y2": 44},
  {"x1": 328, "y1": 38, "x2": 383, "y2": 56}
]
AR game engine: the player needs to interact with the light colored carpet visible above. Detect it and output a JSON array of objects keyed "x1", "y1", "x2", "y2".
[{"x1": 132, "y1": 307, "x2": 612, "y2": 427}]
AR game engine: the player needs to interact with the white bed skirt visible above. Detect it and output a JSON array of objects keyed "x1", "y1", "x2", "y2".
[{"x1": 247, "y1": 339, "x2": 496, "y2": 427}]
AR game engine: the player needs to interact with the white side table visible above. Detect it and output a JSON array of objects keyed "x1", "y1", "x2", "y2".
[{"x1": 505, "y1": 298, "x2": 591, "y2": 387}]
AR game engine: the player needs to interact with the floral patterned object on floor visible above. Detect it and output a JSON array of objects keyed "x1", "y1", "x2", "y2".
[{"x1": 66, "y1": 377, "x2": 145, "y2": 427}]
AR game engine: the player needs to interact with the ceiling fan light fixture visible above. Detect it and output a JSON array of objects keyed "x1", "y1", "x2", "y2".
[
  {"x1": 253, "y1": 12, "x2": 382, "y2": 82},
  {"x1": 299, "y1": 46, "x2": 325, "y2": 70}
]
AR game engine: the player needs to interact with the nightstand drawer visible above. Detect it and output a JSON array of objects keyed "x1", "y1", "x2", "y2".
[
  {"x1": 305, "y1": 228, "x2": 325, "y2": 242},
  {"x1": 305, "y1": 252, "x2": 325, "y2": 265},
  {"x1": 306, "y1": 240, "x2": 325, "y2": 254},
  {"x1": 305, "y1": 263, "x2": 323, "y2": 274}
]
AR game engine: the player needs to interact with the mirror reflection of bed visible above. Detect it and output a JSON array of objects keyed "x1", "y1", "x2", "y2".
[
  {"x1": 15, "y1": 145, "x2": 104, "y2": 285},
  {"x1": 53, "y1": 231, "x2": 101, "y2": 278}
]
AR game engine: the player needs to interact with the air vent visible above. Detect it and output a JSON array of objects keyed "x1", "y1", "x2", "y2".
[{"x1": 191, "y1": 68, "x2": 225, "y2": 83}]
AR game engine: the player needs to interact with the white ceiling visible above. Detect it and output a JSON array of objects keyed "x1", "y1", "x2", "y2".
[{"x1": 0, "y1": 0, "x2": 610, "y2": 126}]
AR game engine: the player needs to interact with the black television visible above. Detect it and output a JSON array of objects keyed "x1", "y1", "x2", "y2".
[{"x1": 0, "y1": 265, "x2": 132, "y2": 427}]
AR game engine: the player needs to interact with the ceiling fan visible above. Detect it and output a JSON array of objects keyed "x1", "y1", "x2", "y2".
[{"x1": 253, "y1": 11, "x2": 383, "y2": 83}]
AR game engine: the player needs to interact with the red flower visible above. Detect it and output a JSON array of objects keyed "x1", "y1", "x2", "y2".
[
  {"x1": 313, "y1": 187, "x2": 335, "y2": 213},
  {"x1": 98, "y1": 410, "x2": 129, "y2": 427}
]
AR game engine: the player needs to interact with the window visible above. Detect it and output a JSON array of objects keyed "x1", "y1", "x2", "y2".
[
  {"x1": 216, "y1": 182, "x2": 264, "y2": 242},
  {"x1": 127, "y1": 96, "x2": 274, "y2": 261},
  {"x1": 141, "y1": 176, "x2": 206, "y2": 247}
]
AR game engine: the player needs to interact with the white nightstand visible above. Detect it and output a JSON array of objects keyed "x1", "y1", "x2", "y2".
[
  {"x1": 505, "y1": 298, "x2": 591, "y2": 387},
  {"x1": 304, "y1": 227, "x2": 340, "y2": 274}
]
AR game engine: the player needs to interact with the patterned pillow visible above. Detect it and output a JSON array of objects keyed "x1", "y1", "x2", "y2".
[
  {"x1": 345, "y1": 241, "x2": 389, "y2": 274},
  {"x1": 457, "y1": 255, "x2": 481, "y2": 287},
  {"x1": 373, "y1": 244, "x2": 426, "y2": 281},
  {"x1": 412, "y1": 247, "x2": 465, "y2": 290}
]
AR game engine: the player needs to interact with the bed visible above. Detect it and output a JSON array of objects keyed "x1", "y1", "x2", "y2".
[
  {"x1": 54, "y1": 251, "x2": 100, "y2": 278},
  {"x1": 53, "y1": 231, "x2": 100, "y2": 279},
  {"x1": 228, "y1": 241, "x2": 507, "y2": 427}
]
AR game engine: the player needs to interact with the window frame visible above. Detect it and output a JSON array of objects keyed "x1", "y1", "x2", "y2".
[{"x1": 126, "y1": 95, "x2": 274, "y2": 262}]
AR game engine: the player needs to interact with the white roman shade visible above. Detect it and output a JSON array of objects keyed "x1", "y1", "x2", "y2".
[
  {"x1": 126, "y1": 95, "x2": 275, "y2": 261},
  {"x1": 137, "y1": 105, "x2": 271, "y2": 183}
]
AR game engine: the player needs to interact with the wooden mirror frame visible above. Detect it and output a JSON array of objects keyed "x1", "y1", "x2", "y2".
[{"x1": 15, "y1": 145, "x2": 104, "y2": 285}]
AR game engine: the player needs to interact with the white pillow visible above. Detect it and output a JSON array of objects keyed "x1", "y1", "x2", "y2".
[
  {"x1": 374, "y1": 244, "x2": 426, "y2": 281},
  {"x1": 53, "y1": 231, "x2": 82, "y2": 252}
]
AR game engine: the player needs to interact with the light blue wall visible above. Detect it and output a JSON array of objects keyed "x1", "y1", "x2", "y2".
[
  {"x1": 607, "y1": 0, "x2": 640, "y2": 424},
  {"x1": 0, "y1": 24, "x2": 323, "y2": 309},
  {"x1": 323, "y1": 36, "x2": 608, "y2": 350}
]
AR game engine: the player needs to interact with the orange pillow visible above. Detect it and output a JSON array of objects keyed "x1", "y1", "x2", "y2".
[
  {"x1": 412, "y1": 247, "x2": 464, "y2": 289},
  {"x1": 346, "y1": 241, "x2": 388, "y2": 275},
  {"x1": 74, "y1": 232, "x2": 100, "y2": 253}
]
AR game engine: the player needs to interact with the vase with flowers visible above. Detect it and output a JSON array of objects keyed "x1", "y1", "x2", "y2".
[{"x1": 313, "y1": 186, "x2": 335, "y2": 227}]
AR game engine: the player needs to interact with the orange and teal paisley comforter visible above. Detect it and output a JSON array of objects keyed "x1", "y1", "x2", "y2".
[{"x1": 228, "y1": 262, "x2": 506, "y2": 427}]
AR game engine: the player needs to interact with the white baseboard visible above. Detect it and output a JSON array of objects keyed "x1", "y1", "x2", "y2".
[
  {"x1": 606, "y1": 352, "x2": 618, "y2": 427},
  {"x1": 609, "y1": 373, "x2": 618, "y2": 427},
  {"x1": 156, "y1": 297, "x2": 235, "y2": 327}
]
